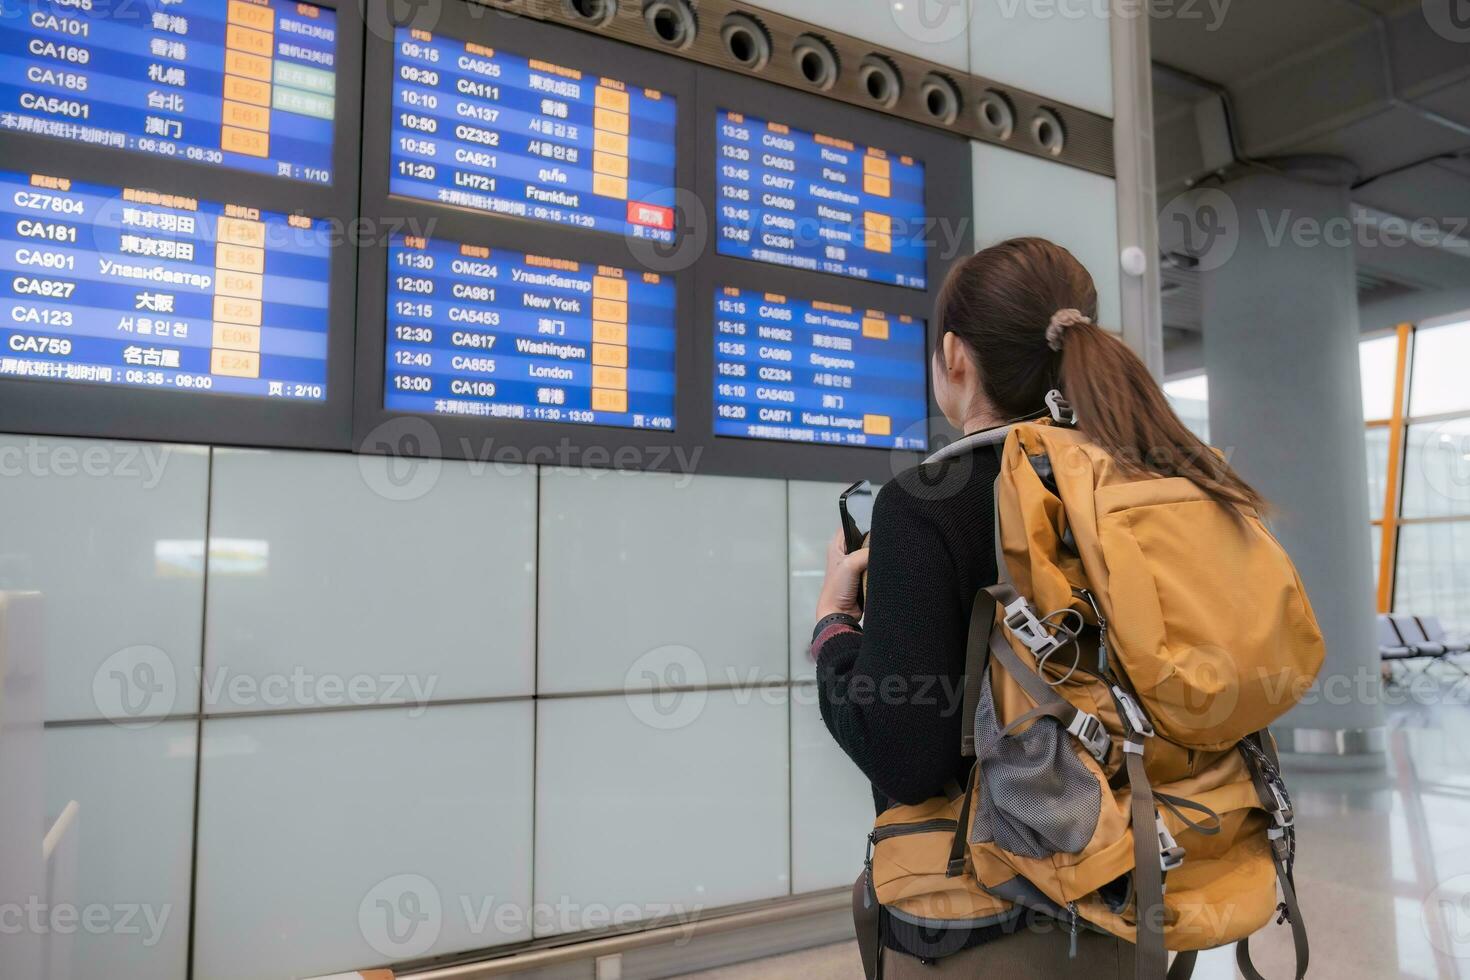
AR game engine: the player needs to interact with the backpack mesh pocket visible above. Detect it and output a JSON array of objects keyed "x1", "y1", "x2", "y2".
[{"x1": 970, "y1": 673, "x2": 1101, "y2": 858}]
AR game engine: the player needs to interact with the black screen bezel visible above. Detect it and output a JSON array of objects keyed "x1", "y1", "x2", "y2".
[
  {"x1": 0, "y1": 0, "x2": 362, "y2": 449},
  {"x1": 689, "y1": 66, "x2": 971, "y2": 482},
  {"x1": 353, "y1": 8, "x2": 973, "y2": 481},
  {"x1": 352, "y1": 6, "x2": 702, "y2": 472}
]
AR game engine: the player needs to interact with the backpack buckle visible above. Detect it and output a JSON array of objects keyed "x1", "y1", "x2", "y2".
[
  {"x1": 1002, "y1": 597, "x2": 1063, "y2": 657},
  {"x1": 1113, "y1": 686, "x2": 1154, "y2": 738},
  {"x1": 1045, "y1": 389, "x2": 1076, "y2": 426},
  {"x1": 1067, "y1": 710, "x2": 1112, "y2": 764},
  {"x1": 1267, "y1": 784, "x2": 1294, "y2": 830},
  {"x1": 1157, "y1": 816, "x2": 1186, "y2": 874}
]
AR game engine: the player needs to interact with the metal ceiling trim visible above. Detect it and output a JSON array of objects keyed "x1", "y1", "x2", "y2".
[{"x1": 459, "y1": 0, "x2": 1117, "y2": 177}]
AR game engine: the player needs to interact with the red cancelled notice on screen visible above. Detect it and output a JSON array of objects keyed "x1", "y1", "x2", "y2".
[{"x1": 627, "y1": 201, "x2": 675, "y2": 231}]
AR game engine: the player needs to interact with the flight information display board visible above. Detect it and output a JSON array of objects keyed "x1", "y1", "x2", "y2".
[
  {"x1": 389, "y1": 28, "x2": 678, "y2": 242},
  {"x1": 0, "y1": 169, "x2": 331, "y2": 399},
  {"x1": 715, "y1": 109, "x2": 927, "y2": 289},
  {"x1": 712, "y1": 287, "x2": 928, "y2": 450},
  {"x1": 383, "y1": 232, "x2": 676, "y2": 430},
  {"x1": 0, "y1": 0, "x2": 338, "y2": 183}
]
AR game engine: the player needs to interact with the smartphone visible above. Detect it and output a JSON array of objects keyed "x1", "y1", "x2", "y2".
[{"x1": 839, "y1": 480, "x2": 874, "y2": 555}]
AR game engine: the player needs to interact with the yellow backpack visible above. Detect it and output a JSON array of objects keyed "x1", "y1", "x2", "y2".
[{"x1": 856, "y1": 398, "x2": 1324, "y2": 980}]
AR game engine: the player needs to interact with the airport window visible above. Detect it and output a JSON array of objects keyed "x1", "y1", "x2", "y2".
[
  {"x1": 1370, "y1": 317, "x2": 1470, "y2": 633},
  {"x1": 1163, "y1": 373, "x2": 1210, "y2": 443},
  {"x1": 1393, "y1": 523, "x2": 1470, "y2": 636},
  {"x1": 1401, "y1": 418, "x2": 1470, "y2": 519},
  {"x1": 1408, "y1": 322, "x2": 1470, "y2": 418},
  {"x1": 1358, "y1": 334, "x2": 1398, "y2": 423},
  {"x1": 1365, "y1": 426, "x2": 1390, "y2": 520}
]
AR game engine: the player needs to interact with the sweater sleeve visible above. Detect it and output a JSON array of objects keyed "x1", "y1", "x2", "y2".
[{"x1": 814, "y1": 480, "x2": 974, "y2": 806}]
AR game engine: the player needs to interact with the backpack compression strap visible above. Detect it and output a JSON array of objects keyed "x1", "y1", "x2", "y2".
[{"x1": 1235, "y1": 731, "x2": 1310, "y2": 980}]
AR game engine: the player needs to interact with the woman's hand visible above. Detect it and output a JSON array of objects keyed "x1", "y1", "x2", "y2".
[{"x1": 816, "y1": 529, "x2": 870, "y2": 622}]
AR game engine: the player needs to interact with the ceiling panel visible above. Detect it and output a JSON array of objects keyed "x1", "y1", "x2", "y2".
[
  {"x1": 1354, "y1": 157, "x2": 1470, "y2": 229},
  {"x1": 1150, "y1": 0, "x2": 1370, "y2": 83},
  {"x1": 1285, "y1": 104, "x2": 1470, "y2": 178},
  {"x1": 1409, "y1": 79, "x2": 1470, "y2": 130},
  {"x1": 1150, "y1": 0, "x2": 1467, "y2": 341}
]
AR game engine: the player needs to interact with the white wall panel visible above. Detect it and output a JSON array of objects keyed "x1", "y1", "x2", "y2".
[
  {"x1": 535, "y1": 690, "x2": 789, "y2": 936},
  {"x1": 788, "y1": 480, "x2": 848, "y2": 682},
  {"x1": 969, "y1": 2, "x2": 1113, "y2": 117},
  {"x1": 0, "y1": 592, "x2": 43, "y2": 980},
  {"x1": 745, "y1": 0, "x2": 972, "y2": 72},
  {"x1": 0, "y1": 436, "x2": 207, "y2": 722},
  {"x1": 206, "y1": 449, "x2": 536, "y2": 712},
  {"x1": 971, "y1": 141, "x2": 1122, "y2": 330},
  {"x1": 539, "y1": 470, "x2": 787, "y2": 693},
  {"x1": 193, "y1": 702, "x2": 534, "y2": 980},
  {"x1": 790, "y1": 684, "x2": 875, "y2": 892},
  {"x1": 45, "y1": 721, "x2": 197, "y2": 980}
]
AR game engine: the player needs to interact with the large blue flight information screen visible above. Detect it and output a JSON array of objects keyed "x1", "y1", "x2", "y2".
[
  {"x1": 715, "y1": 109, "x2": 927, "y2": 289},
  {"x1": 713, "y1": 287, "x2": 928, "y2": 450},
  {"x1": 384, "y1": 232, "x2": 676, "y2": 431},
  {"x1": 0, "y1": 169, "x2": 331, "y2": 398},
  {"x1": 0, "y1": 0, "x2": 338, "y2": 183},
  {"x1": 390, "y1": 28, "x2": 678, "y2": 243}
]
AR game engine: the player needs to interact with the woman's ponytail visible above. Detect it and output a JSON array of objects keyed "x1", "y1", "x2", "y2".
[
  {"x1": 1057, "y1": 317, "x2": 1265, "y2": 512},
  {"x1": 936, "y1": 237, "x2": 1266, "y2": 513}
]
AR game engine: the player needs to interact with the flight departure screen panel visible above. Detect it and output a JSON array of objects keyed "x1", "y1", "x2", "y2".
[
  {"x1": 713, "y1": 287, "x2": 928, "y2": 450},
  {"x1": 0, "y1": 0, "x2": 338, "y2": 183},
  {"x1": 389, "y1": 28, "x2": 678, "y2": 243},
  {"x1": 0, "y1": 170, "x2": 331, "y2": 399},
  {"x1": 715, "y1": 109, "x2": 927, "y2": 289},
  {"x1": 384, "y1": 232, "x2": 676, "y2": 430}
]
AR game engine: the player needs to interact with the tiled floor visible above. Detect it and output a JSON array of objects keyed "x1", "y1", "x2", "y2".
[{"x1": 677, "y1": 665, "x2": 1470, "y2": 979}]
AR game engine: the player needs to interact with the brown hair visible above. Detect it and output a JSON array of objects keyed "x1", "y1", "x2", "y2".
[{"x1": 936, "y1": 237, "x2": 1265, "y2": 512}]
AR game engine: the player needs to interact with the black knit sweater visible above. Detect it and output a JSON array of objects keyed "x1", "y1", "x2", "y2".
[{"x1": 815, "y1": 444, "x2": 1001, "y2": 811}]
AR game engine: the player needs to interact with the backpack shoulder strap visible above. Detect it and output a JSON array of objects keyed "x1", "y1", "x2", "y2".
[
  {"x1": 960, "y1": 588, "x2": 998, "y2": 758},
  {"x1": 1125, "y1": 735, "x2": 1170, "y2": 980},
  {"x1": 960, "y1": 446, "x2": 1010, "y2": 757}
]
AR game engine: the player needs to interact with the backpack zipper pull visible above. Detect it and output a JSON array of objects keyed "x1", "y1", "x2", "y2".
[{"x1": 1067, "y1": 902, "x2": 1079, "y2": 958}]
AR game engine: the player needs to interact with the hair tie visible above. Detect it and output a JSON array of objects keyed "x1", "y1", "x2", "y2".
[{"x1": 1046, "y1": 308, "x2": 1090, "y2": 351}]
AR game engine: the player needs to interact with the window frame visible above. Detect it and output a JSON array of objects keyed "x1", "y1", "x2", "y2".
[{"x1": 1367, "y1": 316, "x2": 1470, "y2": 620}]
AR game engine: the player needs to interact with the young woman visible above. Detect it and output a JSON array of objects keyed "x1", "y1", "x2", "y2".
[{"x1": 810, "y1": 237, "x2": 1264, "y2": 977}]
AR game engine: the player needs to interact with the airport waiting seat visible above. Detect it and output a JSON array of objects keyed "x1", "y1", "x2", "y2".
[
  {"x1": 1391, "y1": 614, "x2": 1446, "y2": 657},
  {"x1": 1386, "y1": 614, "x2": 1469, "y2": 683},
  {"x1": 1416, "y1": 615, "x2": 1470, "y2": 655},
  {"x1": 1379, "y1": 614, "x2": 1415, "y2": 662},
  {"x1": 1379, "y1": 615, "x2": 1437, "y2": 686}
]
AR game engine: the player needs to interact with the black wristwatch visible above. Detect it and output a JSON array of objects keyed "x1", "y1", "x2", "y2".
[{"x1": 812, "y1": 612, "x2": 862, "y2": 644}]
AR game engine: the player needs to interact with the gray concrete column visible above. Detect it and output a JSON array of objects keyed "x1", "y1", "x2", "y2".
[{"x1": 1198, "y1": 162, "x2": 1385, "y2": 767}]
